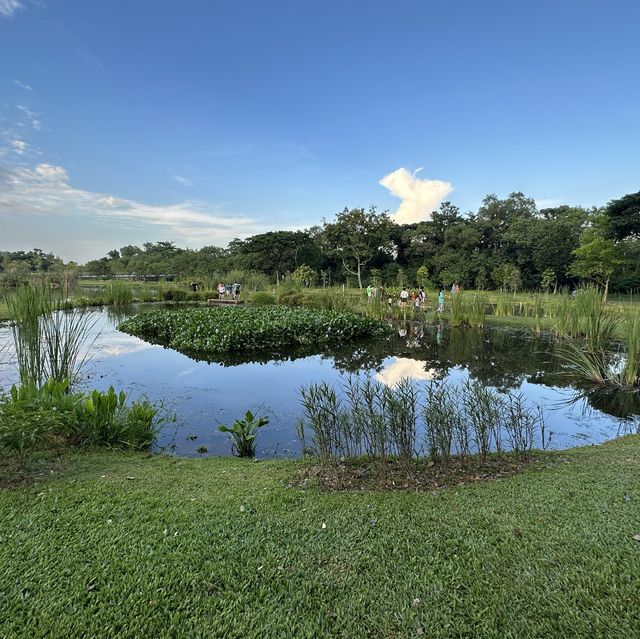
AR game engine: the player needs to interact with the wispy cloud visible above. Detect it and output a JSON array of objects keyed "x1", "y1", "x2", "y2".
[
  {"x1": 0, "y1": 162, "x2": 265, "y2": 245},
  {"x1": 173, "y1": 174, "x2": 194, "y2": 187},
  {"x1": 379, "y1": 167, "x2": 453, "y2": 224},
  {"x1": 14, "y1": 79, "x2": 33, "y2": 92},
  {"x1": 16, "y1": 105, "x2": 41, "y2": 130},
  {"x1": 0, "y1": 0, "x2": 23, "y2": 18},
  {"x1": 11, "y1": 139, "x2": 29, "y2": 154}
]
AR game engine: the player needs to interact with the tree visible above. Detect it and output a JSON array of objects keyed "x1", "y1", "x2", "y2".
[
  {"x1": 322, "y1": 207, "x2": 393, "y2": 289},
  {"x1": 540, "y1": 268, "x2": 557, "y2": 293},
  {"x1": 416, "y1": 266, "x2": 429, "y2": 288},
  {"x1": 290, "y1": 264, "x2": 317, "y2": 287},
  {"x1": 605, "y1": 191, "x2": 640, "y2": 241},
  {"x1": 570, "y1": 216, "x2": 627, "y2": 301},
  {"x1": 235, "y1": 231, "x2": 316, "y2": 284},
  {"x1": 492, "y1": 263, "x2": 522, "y2": 292}
]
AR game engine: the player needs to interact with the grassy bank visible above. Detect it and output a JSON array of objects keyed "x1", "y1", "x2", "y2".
[{"x1": 1, "y1": 437, "x2": 639, "y2": 638}]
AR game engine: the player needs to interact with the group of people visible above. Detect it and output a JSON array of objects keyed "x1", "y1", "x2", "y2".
[
  {"x1": 217, "y1": 282, "x2": 242, "y2": 300},
  {"x1": 367, "y1": 283, "x2": 461, "y2": 313}
]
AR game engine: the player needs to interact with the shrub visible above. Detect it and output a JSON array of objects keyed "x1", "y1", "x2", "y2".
[
  {"x1": 278, "y1": 289, "x2": 305, "y2": 307},
  {"x1": 163, "y1": 289, "x2": 188, "y2": 302},
  {"x1": 252, "y1": 292, "x2": 276, "y2": 306},
  {"x1": 0, "y1": 380, "x2": 161, "y2": 460}
]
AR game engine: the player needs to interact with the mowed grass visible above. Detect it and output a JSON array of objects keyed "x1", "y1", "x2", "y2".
[{"x1": 1, "y1": 438, "x2": 639, "y2": 638}]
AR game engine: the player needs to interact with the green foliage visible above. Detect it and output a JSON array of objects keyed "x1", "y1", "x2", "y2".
[
  {"x1": 289, "y1": 264, "x2": 317, "y2": 286},
  {"x1": 7, "y1": 284, "x2": 99, "y2": 387},
  {"x1": 105, "y1": 281, "x2": 133, "y2": 305},
  {"x1": 322, "y1": 206, "x2": 394, "y2": 288},
  {"x1": 118, "y1": 306, "x2": 391, "y2": 355},
  {"x1": 251, "y1": 291, "x2": 277, "y2": 306},
  {"x1": 570, "y1": 214, "x2": 627, "y2": 299},
  {"x1": 492, "y1": 263, "x2": 522, "y2": 292},
  {"x1": 0, "y1": 380, "x2": 161, "y2": 460},
  {"x1": 218, "y1": 410, "x2": 269, "y2": 457},
  {"x1": 416, "y1": 265, "x2": 429, "y2": 288},
  {"x1": 277, "y1": 289, "x2": 305, "y2": 307},
  {"x1": 605, "y1": 190, "x2": 640, "y2": 241},
  {"x1": 540, "y1": 268, "x2": 557, "y2": 292},
  {"x1": 162, "y1": 288, "x2": 188, "y2": 302},
  {"x1": 299, "y1": 376, "x2": 544, "y2": 466}
]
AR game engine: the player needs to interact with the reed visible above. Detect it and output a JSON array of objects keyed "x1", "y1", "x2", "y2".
[
  {"x1": 6, "y1": 284, "x2": 99, "y2": 387},
  {"x1": 299, "y1": 376, "x2": 545, "y2": 467}
]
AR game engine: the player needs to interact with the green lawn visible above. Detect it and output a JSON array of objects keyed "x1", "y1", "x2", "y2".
[{"x1": 1, "y1": 438, "x2": 639, "y2": 638}]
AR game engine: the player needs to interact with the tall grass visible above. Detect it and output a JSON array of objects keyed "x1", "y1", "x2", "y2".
[
  {"x1": 298, "y1": 376, "x2": 544, "y2": 466},
  {"x1": 6, "y1": 285, "x2": 99, "y2": 387},
  {"x1": 106, "y1": 281, "x2": 134, "y2": 305}
]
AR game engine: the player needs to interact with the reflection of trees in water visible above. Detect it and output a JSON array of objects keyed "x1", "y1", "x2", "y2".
[
  {"x1": 574, "y1": 386, "x2": 640, "y2": 420},
  {"x1": 124, "y1": 312, "x2": 638, "y2": 420}
]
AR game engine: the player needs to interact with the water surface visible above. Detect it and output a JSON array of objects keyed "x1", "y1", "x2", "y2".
[{"x1": 1, "y1": 306, "x2": 637, "y2": 457}]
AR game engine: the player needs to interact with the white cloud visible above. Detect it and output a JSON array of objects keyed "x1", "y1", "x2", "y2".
[
  {"x1": 0, "y1": 0, "x2": 22, "y2": 17},
  {"x1": 379, "y1": 167, "x2": 453, "y2": 224},
  {"x1": 16, "y1": 105, "x2": 41, "y2": 130},
  {"x1": 0, "y1": 161, "x2": 265, "y2": 245},
  {"x1": 173, "y1": 174, "x2": 193, "y2": 187},
  {"x1": 14, "y1": 80, "x2": 33, "y2": 91},
  {"x1": 11, "y1": 139, "x2": 28, "y2": 154}
]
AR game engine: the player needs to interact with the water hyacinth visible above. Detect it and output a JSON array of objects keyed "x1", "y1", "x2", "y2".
[{"x1": 119, "y1": 306, "x2": 391, "y2": 355}]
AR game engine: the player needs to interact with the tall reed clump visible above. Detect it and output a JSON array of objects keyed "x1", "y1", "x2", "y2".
[
  {"x1": 106, "y1": 280, "x2": 134, "y2": 305},
  {"x1": 6, "y1": 284, "x2": 99, "y2": 387},
  {"x1": 620, "y1": 309, "x2": 640, "y2": 386},
  {"x1": 449, "y1": 292, "x2": 486, "y2": 328},
  {"x1": 298, "y1": 376, "x2": 545, "y2": 468},
  {"x1": 555, "y1": 288, "x2": 629, "y2": 387}
]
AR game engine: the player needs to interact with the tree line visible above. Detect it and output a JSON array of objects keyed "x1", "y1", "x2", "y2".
[{"x1": 4, "y1": 190, "x2": 639, "y2": 293}]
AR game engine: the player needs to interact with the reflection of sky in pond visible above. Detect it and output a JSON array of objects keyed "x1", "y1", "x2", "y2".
[
  {"x1": 1, "y1": 307, "x2": 638, "y2": 458},
  {"x1": 376, "y1": 357, "x2": 438, "y2": 387}
]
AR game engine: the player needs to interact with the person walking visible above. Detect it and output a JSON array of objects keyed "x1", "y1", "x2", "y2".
[
  {"x1": 217, "y1": 282, "x2": 225, "y2": 299},
  {"x1": 437, "y1": 288, "x2": 445, "y2": 313},
  {"x1": 399, "y1": 287, "x2": 409, "y2": 306}
]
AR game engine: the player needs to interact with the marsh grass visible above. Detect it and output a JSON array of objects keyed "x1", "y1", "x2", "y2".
[
  {"x1": 105, "y1": 280, "x2": 134, "y2": 305},
  {"x1": 299, "y1": 376, "x2": 544, "y2": 470},
  {"x1": 6, "y1": 285, "x2": 99, "y2": 387}
]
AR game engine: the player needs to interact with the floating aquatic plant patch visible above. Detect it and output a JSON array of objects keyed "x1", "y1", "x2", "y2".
[{"x1": 118, "y1": 306, "x2": 391, "y2": 355}]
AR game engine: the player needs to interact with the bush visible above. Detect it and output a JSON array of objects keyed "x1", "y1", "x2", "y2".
[
  {"x1": 163, "y1": 288, "x2": 188, "y2": 302},
  {"x1": 0, "y1": 380, "x2": 161, "y2": 460},
  {"x1": 252, "y1": 292, "x2": 276, "y2": 306},
  {"x1": 278, "y1": 289, "x2": 306, "y2": 307}
]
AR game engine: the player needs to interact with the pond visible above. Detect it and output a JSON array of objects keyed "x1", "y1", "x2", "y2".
[{"x1": 1, "y1": 305, "x2": 638, "y2": 457}]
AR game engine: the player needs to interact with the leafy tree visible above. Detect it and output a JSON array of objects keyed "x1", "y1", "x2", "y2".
[
  {"x1": 234, "y1": 231, "x2": 316, "y2": 284},
  {"x1": 492, "y1": 263, "x2": 522, "y2": 292},
  {"x1": 605, "y1": 191, "x2": 640, "y2": 241},
  {"x1": 540, "y1": 268, "x2": 557, "y2": 293},
  {"x1": 570, "y1": 215, "x2": 627, "y2": 301},
  {"x1": 290, "y1": 264, "x2": 317, "y2": 286},
  {"x1": 322, "y1": 207, "x2": 393, "y2": 289},
  {"x1": 416, "y1": 266, "x2": 429, "y2": 288}
]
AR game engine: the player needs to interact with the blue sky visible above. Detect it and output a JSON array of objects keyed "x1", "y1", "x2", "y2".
[{"x1": 1, "y1": 0, "x2": 639, "y2": 262}]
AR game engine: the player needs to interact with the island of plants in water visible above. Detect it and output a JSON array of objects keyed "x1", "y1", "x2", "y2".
[{"x1": 118, "y1": 305, "x2": 391, "y2": 354}]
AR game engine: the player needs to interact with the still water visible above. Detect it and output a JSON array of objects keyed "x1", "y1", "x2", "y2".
[{"x1": 1, "y1": 305, "x2": 637, "y2": 457}]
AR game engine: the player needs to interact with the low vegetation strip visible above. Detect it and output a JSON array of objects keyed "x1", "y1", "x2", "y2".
[
  {"x1": 0, "y1": 437, "x2": 639, "y2": 638},
  {"x1": 118, "y1": 306, "x2": 391, "y2": 354}
]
